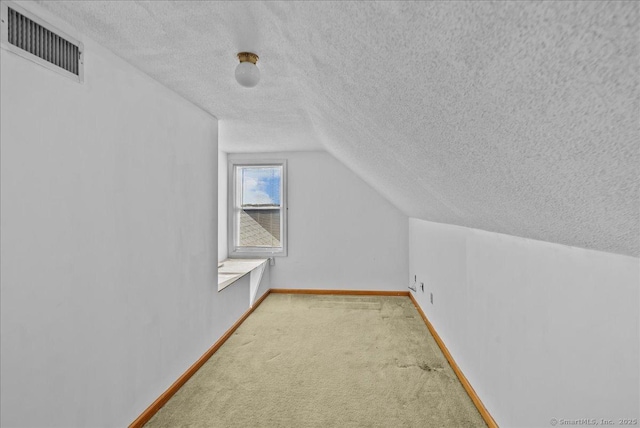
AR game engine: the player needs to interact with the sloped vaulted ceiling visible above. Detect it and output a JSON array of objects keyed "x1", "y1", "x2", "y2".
[{"x1": 34, "y1": 1, "x2": 639, "y2": 256}]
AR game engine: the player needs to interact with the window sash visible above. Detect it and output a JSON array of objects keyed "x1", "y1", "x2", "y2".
[{"x1": 228, "y1": 160, "x2": 287, "y2": 257}]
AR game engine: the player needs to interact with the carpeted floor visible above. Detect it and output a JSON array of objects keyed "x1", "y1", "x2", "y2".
[{"x1": 144, "y1": 293, "x2": 486, "y2": 427}]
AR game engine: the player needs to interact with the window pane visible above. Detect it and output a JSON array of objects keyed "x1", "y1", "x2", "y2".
[
  {"x1": 238, "y1": 166, "x2": 282, "y2": 248},
  {"x1": 239, "y1": 209, "x2": 281, "y2": 247},
  {"x1": 241, "y1": 167, "x2": 281, "y2": 207}
]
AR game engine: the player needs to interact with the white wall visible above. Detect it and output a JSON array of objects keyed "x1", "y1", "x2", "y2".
[
  {"x1": 0, "y1": 4, "x2": 258, "y2": 426},
  {"x1": 228, "y1": 151, "x2": 408, "y2": 291},
  {"x1": 409, "y1": 218, "x2": 639, "y2": 427},
  {"x1": 218, "y1": 150, "x2": 228, "y2": 262}
]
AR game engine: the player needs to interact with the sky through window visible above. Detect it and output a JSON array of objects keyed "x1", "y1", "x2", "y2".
[{"x1": 241, "y1": 167, "x2": 281, "y2": 206}]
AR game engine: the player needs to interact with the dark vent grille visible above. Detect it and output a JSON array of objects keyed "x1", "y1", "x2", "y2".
[{"x1": 7, "y1": 7, "x2": 79, "y2": 75}]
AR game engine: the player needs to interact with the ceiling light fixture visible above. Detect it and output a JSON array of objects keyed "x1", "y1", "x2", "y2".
[{"x1": 235, "y1": 52, "x2": 260, "y2": 88}]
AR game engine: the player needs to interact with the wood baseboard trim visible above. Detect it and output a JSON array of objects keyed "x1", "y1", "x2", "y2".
[
  {"x1": 408, "y1": 293, "x2": 498, "y2": 428},
  {"x1": 129, "y1": 289, "x2": 272, "y2": 428},
  {"x1": 269, "y1": 288, "x2": 410, "y2": 296}
]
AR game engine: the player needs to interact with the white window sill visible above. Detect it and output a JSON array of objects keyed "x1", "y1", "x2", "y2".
[{"x1": 217, "y1": 258, "x2": 268, "y2": 292}]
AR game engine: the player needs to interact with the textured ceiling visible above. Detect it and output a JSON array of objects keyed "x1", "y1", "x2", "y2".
[{"x1": 33, "y1": 1, "x2": 639, "y2": 256}]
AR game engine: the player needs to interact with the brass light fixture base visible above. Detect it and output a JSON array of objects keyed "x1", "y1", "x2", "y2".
[{"x1": 237, "y1": 52, "x2": 259, "y2": 64}]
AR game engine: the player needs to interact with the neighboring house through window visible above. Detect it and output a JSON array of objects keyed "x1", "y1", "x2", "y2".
[{"x1": 228, "y1": 160, "x2": 287, "y2": 257}]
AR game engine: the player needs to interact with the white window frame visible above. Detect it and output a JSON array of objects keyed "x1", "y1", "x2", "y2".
[{"x1": 227, "y1": 159, "x2": 288, "y2": 258}]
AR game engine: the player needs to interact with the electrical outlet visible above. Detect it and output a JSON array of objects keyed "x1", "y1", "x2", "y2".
[{"x1": 430, "y1": 293, "x2": 433, "y2": 304}]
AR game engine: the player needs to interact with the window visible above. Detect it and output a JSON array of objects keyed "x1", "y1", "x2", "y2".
[{"x1": 228, "y1": 160, "x2": 287, "y2": 257}]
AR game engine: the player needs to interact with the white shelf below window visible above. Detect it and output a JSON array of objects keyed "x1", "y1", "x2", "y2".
[{"x1": 217, "y1": 258, "x2": 268, "y2": 294}]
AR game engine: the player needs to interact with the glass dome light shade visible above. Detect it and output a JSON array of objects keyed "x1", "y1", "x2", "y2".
[{"x1": 235, "y1": 62, "x2": 260, "y2": 88}]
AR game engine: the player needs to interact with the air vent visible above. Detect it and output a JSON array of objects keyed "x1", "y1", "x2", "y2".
[{"x1": 1, "y1": 1, "x2": 83, "y2": 82}]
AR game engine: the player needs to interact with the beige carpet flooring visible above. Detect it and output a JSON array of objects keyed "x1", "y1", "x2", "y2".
[{"x1": 144, "y1": 294, "x2": 487, "y2": 427}]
